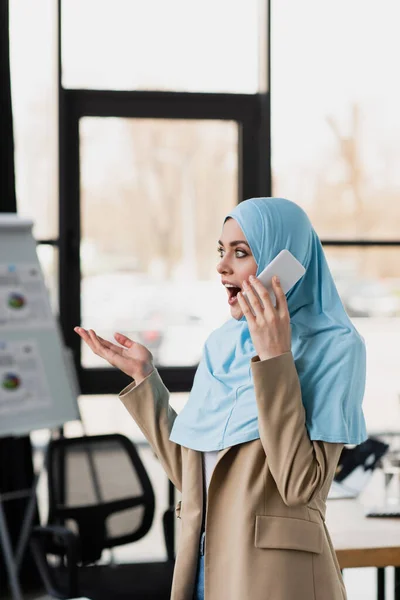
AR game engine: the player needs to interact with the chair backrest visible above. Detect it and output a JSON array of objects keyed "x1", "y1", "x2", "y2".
[{"x1": 46, "y1": 433, "x2": 155, "y2": 564}]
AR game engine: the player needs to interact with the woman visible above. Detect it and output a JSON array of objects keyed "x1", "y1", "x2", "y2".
[{"x1": 75, "y1": 197, "x2": 367, "y2": 600}]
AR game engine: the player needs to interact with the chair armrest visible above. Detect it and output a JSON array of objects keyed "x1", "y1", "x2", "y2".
[{"x1": 30, "y1": 525, "x2": 79, "y2": 598}]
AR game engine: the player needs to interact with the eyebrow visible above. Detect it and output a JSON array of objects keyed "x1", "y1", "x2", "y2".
[{"x1": 218, "y1": 240, "x2": 250, "y2": 248}]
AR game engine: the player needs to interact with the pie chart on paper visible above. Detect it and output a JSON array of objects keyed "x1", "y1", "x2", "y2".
[
  {"x1": 2, "y1": 373, "x2": 21, "y2": 391},
  {"x1": 8, "y1": 292, "x2": 26, "y2": 310}
]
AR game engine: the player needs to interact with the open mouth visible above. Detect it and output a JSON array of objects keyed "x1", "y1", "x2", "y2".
[{"x1": 226, "y1": 286, "x2": 241, "y2": 305}]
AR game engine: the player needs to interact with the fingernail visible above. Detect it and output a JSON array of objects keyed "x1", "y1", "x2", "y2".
[
  {"x1": 242, "y1": 280, "x2": 249, "y2": 288},
  {"x1": 249, "y1": 275, "x2": 255, "y2": 281},
  {"x1": 274, "y1": 276, "x2": 280, "y2": 284}
]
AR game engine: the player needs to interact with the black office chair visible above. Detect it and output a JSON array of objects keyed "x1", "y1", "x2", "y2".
[{"x1": 30, "y1": 433, "x2": 175, "y2": 600}]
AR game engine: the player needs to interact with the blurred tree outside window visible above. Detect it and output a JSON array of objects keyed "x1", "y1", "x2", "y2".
[{"x1": 79, "y1": 117, "x2": 237, "y2": 368}]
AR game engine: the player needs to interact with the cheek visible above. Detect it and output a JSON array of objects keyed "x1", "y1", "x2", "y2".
[{"x1": 242, "y1": 266, "x2": 257, "y2": 282}]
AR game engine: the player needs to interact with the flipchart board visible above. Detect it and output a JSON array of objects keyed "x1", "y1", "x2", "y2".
[{"x1": 0, "y1": 214, "x2": 80, "y2": 437}]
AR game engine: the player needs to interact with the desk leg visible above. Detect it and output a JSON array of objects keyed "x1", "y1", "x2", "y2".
[
  {"x1": 377, "y1": 568, "x2": 385, "y2": 600},
  {"x1": 395, "y1": 567, "x2": 400, "y2": 600},
  {"x1": 0, "y1": 499, "x2": 24, "y2": 600}
]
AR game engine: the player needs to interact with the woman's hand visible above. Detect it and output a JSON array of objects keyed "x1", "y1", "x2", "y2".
[
  {"x1": 237, "y1": 275, "x2": 291, "y2": 361},
  {"x1": 74, "y1": 328, "x2": 155, "y2": 383}
]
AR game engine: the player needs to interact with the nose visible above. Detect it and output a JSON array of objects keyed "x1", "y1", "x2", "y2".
[{"x1": 216, "y1": 254, "x2": 233, "y2": 275}]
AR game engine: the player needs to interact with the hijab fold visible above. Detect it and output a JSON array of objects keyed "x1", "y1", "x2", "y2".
[{"x1": 169, "y1": 198, "x2": 367, "y2": 451}]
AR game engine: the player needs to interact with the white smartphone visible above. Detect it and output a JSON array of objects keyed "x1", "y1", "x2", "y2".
[{"x1": 243, "y1": 249, "x2": 306, "y2": 309}]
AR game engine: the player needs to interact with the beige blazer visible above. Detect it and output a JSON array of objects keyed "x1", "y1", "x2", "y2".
[{"x1": 119, "y1": 352, "x2": 346, "y2": 600}]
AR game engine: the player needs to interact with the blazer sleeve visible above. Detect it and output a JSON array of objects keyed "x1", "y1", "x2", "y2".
[
  {"x1": 118, "y1": 369, "x2": 183, "y2": 492},
  {"x1": 251, "y1": 352, "x2": 343, "y2": 507}
]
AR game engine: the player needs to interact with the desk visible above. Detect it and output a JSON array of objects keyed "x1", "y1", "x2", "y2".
[{"x1": 326, "y1": 470, "x2": 400, "y2": 599}]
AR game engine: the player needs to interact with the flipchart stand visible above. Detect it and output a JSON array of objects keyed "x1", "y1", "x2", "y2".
[
  {"x1": 0, "y1": 215, "x2": 80, "y2": 599},
  {"x1": 0, "y1": 353, "x2": 81, "y2": 600},
  {"x1": 0, "y1": 439, "x2": 50, "y2": 600}
]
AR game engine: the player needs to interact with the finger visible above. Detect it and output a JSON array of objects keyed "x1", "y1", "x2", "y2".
[
  {"x1": 241, "y1": 281, "x2": 263, "y2": 317},
  {"x1": 74, "y1": 326, "x2": 88, "y2": 338},
  {"x1": 88, "y1": 329, "x2": 112, "y2": 357},
  {"x1": 248, "y1": 276, "x2": 275, "y2": 316},
  {"x1": 114, "y1": 332, "x2": 134, "y2": 348},
  {"x1": 78, "y1": 329, "x2": 106, "y2": 359},
  {"x1": 272, "y1": 276, "x2": 289, "y2": 317},
  {"x1": 96, "y1": 335, "x2": 124, "y2": 356},
  {"x1": 87, "y1": 329, "x2": 101, "y2": 351},
  {"x1": 237, "y1": 291, "x2": 255, "y2": 322},
  {"x1": 74, "y1": 327, "x2": 96, "y2": 350},
  {"x1": 91, "y1": 331, "x2": 124, "y2": 366},
  {"x1": 76, "y1": 328, "x2": 109, "y2": 355}
]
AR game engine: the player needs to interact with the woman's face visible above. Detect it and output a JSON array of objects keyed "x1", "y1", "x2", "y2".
[{"x1": 216, "y1": 217, "x2": 258, "y2": 320}]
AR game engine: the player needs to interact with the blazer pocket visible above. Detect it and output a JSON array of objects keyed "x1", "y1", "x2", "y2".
[
  {"x1": 175, "y1": 500, "x2": 182, "y2": 519},
  {"x1": 255, "y1": 515, "x2": 323, "y2": 554}
]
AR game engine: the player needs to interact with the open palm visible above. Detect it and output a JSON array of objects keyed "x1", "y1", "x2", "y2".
[{"x1": 74, "y1": 328, "x2": 154, "y2": 380}]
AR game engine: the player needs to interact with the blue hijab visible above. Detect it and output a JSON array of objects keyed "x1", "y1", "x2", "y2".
[{"x1": 169, "y1": 198, "x2": 367, "y2": 451}]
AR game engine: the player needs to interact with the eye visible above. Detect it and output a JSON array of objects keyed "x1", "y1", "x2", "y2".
[
  {"x1": 235, "y1": 249, "x2": 247, "y2": 258},
  {"x1": 217, "y1": 247, "x2": 248, "y2": 258}
]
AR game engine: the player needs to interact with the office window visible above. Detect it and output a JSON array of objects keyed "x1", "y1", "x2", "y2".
[
  {"x1": 79, "y1": 117, "x2": 236, "y2": 368},
  {"x1": 271, "y1": 0, "x2": 400, "y2": 240},
  {"x1": 272, "y1": 0, "x2": 400, "y2": 440},
  {"x1": 37, "y1": 245, "x2": 59, "y2": 315},
  {"x1": 61, "y1": 0, "x2": 259, "y2": 93},
  {"x1": 9, "y1": 0, "x2": 58, "y2": 240}
]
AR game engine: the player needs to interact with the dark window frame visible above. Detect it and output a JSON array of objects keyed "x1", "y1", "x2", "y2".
[{"x1": 59, "y1": 91, "x2": 271, "y2": 393}]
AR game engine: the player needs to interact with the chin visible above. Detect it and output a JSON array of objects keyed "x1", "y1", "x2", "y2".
[{"x1": 230, "y1": 306, "x2": 244, "y2": 320}]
